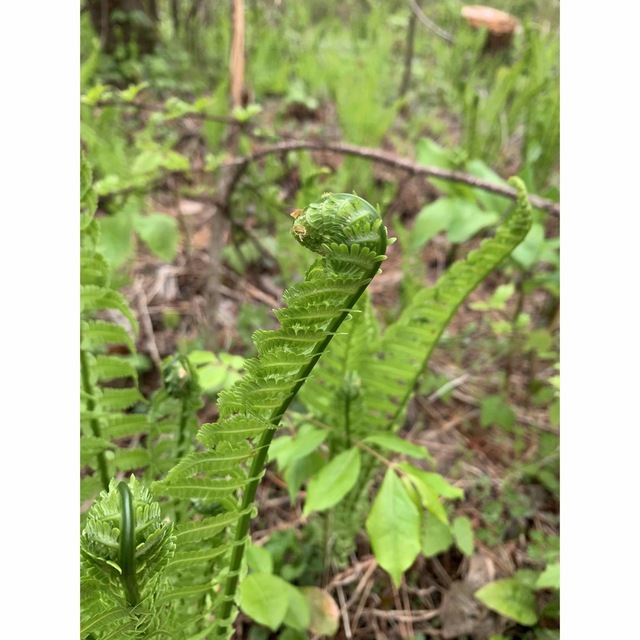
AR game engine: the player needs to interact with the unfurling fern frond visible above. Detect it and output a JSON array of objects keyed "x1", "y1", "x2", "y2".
[
  {"x1": 154, "y1": 193, "x2": 390, "y2": 639},
  {"x1": 361, "y1": 177, "x2": 533, "y2": 432}
]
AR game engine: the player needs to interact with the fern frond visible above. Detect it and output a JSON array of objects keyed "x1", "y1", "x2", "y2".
[
  {"x1": 81, "y1": 250, "x2": 111, "y2": 287},
  {"x1": 362, "y1": 177, "x2": 533, "y2": 431},
  {"x1": 299, "y1": 293, "x2": 380, "y2": 439},
  {"x1": 80, "y1": 158, "x2": 151, "y2": 502},
  {"x1": 93, "y1": 354, "x2": 139, "y2": 382},
  {"x1": 155, "y1": 192, "x2": 389, "y2": 638},
  {"x1": 81, "y1": 285, "x2": 139, "y2": 336},
  {"x1": 97, "y1": 387, "x2": 147, "y2": 412},
  {"x1": 111, "y1": 448, "x2": 152, "y2": 472},
  {"x1": 81, "y1": 436, "x2": 116, "y2": 465},
  {"x1": 163, "y1": 442, "x2": 254, "y2": 481},
  {"x1": 159, "y1": 476, "x2": 250, "y2": 500},
  {"x1": 166, "y1": 545, "x2": 231, "y2": 571},
  {"x1": 81, "y1": 319, "x2": 136, "y2": 353},
  {"x1": 174, "y1": 510, "x2": 250, "y2": 545},
  {"x1": 102, "y1": 413, "x2": 150, "y2": 439},
  {"x1": 197, "y1": 414, "x2": 272, "y2": 445}
]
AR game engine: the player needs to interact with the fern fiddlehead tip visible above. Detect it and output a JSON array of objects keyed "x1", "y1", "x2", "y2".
[
  {"x1": 117, "y1": 480, "x2": 140, "y2": 608},
  {"x1": 291, "y1": 192, "x2": 388, "y2": 259}
]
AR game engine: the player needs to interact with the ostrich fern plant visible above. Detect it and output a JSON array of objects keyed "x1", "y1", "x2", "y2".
[{"x1": 80, "y1": 168, "x2": 534, "y2": 637}]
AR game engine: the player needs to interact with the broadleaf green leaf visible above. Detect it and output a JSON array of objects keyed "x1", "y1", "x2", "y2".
[
  {"x1": 364, "y1": 433, "x2": 434, "y2": 463},
  {"x1": 446, "y1": 200, "x2": 499, "y2": 244},
  {"x1": 475, "y1": 578, "x2": 538, "y2": 626},
  {"x1": 421, "y1": 511, "x2": 454, "y2": 557},
  {"x1": 131, "y1": 149, "x2": 164, "y2": 176},
  {"x1": 398, "y1": 463, "x2": 464, "y2": 500},
  {"x1": 410, "y1": 198, "x2": 455, "y2": 250},
  {"x1": 535, "y1": 562, "x2": 560, "y2": 590},
  {"x1": 284, "y1": 452, "x2": 325, "y2": 504},
  {"x1": 304, "y1": 447, "x2": 361, "y2": 515},
  {"x1": 401, "y1": 468, "x2": 448, "y2": 524},
  {"x1": 480, "y1": 395, "x2": 516, "y2": 430},
  {"x1": 97, "y1": 210, "x2": 134, "y2": 268},
  {"x1": 451, "y1": 515, "x2": 474, "y2": 556},
  {"x1": 273, "y1": 427, "x2": 328, "y2": 470},
  {"x1": 282, "y1": 586, "x2": 311, "y2": 631},
  {"x1": 366, "y1": 469, "x2": 421, "y2": 586},
  {"x1": 245, "y1": 544, "x2": 274, "y2": 574},
  {"x1": 465, "y1": 158, "x2": 511, "y2": 213},
  {"x1": 239, "y1": 573, "x2": 293, "y2": 631}
]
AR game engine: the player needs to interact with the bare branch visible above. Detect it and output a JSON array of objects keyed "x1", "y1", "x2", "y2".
[
  {"x1": 408, "y1": 0, "x2": 455, "y2": 44},
  {"x1": 228, "y1": 140, "x2": 560, "y2": 215}
]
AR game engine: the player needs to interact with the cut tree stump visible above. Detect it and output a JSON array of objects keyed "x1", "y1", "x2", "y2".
[{"x1": 461, "y1": 5, "x2": 519, "y2": 53}]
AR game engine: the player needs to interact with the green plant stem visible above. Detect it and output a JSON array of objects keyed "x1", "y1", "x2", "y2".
[
  {"x1": 80, "y1": 349, "x2": 110, "y2": 492},
  {"x1": 213, "y1": 245, "x2": 386, "y2": 638},
  {"x1": 176, "y1": 396, "x2": 191, "y2": 459},
  {"x1": 174, "y1": 396, "x2": 196, "y2": 525},
  {"x1": 118, "y1": 481, "x2": 140, "y2": 608}
]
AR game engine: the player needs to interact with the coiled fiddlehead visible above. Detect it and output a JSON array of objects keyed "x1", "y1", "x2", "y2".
[
  {"x1": 80, "y1": 476, "x2": 176, "y2": 639},
  {"x1": 154, "y1": 193, "x2": 389, "y2": 638}
]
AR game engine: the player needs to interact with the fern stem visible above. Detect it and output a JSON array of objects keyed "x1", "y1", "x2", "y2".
[
  {"x1": 214, "y1": 316, "x2": 357, "y2": 634},
  {"x1": 80, "y1": 349, "x2": 110, "y2": 492},
  {"x1": 118, "y1": 481, "x2": 140, "y2": 608}
]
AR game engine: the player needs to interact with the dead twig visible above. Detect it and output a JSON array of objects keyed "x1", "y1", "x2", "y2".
[
  {"x1": 401, "y1": 577, "x2": 414, "y2": 637},
  {"x1": 227, "y1": 140, "x2": 560, "y2": 215},
  {"x1": 336, "y1": 581, "x2": 352, "y2": 639},
  {"x1": 408, "y1": 0, "x2": 455, "y2": 43},
  {"x1": 351, "y1": 562, "x2": 379, "y2": 633},
  {"x1": 133, "y1": 279, "x2": 162, "y2": 370},
  {"x1": 369, "y1": 608, "x2": 440, "y2": 623}
]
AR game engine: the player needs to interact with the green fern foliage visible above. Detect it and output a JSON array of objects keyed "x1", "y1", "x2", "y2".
[
  {"x1": 361, "y1": 177, "x2": 533, "y2": 432},
  {"x1": 299, "y1": 293, "x2": 380, "y2": 451},
  {"x1": 80, "y1": 154, "x2": 149, "y2": 505},
  {"x1": 154, "y1": 193, "x2": 390, "y2": 638}
]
